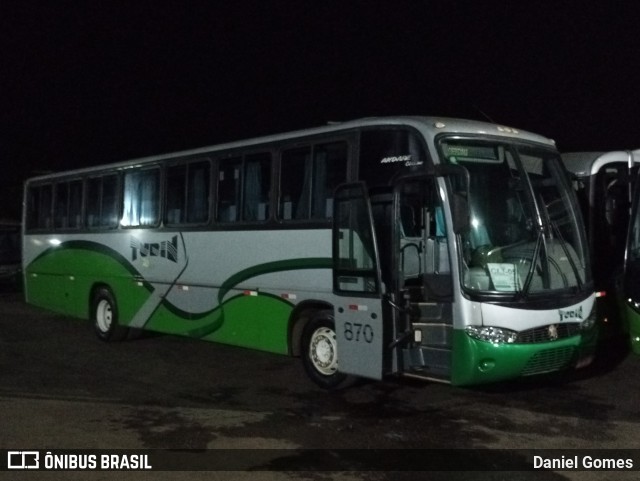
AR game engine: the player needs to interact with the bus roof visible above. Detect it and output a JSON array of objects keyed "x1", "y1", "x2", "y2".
[
  {"x1": 26, "y1": 116, "x2": 557, "y2": 182},
  {"x1": 562, "y1": 150, "x2": 640, "y2": 177}
]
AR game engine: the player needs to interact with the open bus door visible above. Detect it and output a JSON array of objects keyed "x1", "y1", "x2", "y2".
[
  {"x1": 331, "y1": 173, "x2": 466, "y2": 383},
  {"x1": 332, "y1": 182, "x2": 385, "y2": 380},
  {"x1": 389, "y1": 176, "x2": 458, "y2": 381}
]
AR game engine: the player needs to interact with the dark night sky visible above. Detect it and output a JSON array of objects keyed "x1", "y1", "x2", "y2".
[{"x1": 2, "y1": 1, "x2": 640, "y2": 220}]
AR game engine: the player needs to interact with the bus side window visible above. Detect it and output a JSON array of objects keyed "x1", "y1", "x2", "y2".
[
  {"x1": 217, "y1": 153, "x2": 271, "y2": 223},
  {"x1": 54, "y1": 182, "x2": 69, "y2": 229},
  {"x1": 53, "y1": 180, "x2": 82, "y2": 229},
  {"x1": 280, "y1": 147, "x2": 310, "y2": 220},
  {"x1": 85, "y1": 174, "x2": 119, "y2": 229},
  {"x1": 166, "y1": 164, "x2": 187, "y2": 224},
  {"x1": 121, "y1": 170, "x2": 159, "y2": 227},
  {"x1": 187, "y1": 161, "x2": 211, "y2": 223},
  {"x1": 165, "y1": 160, "x2": 211, "y2": 225},
  {"x1": 26, "y1": 184, "x2": 53, "y2": 230},
  {"x1": 312, "y1": 142, "x2": 347, "y2": 219},
  {"x1": 279, "y1": 142, "x2": 346, "y2": 221},
  {"x1": 217, "y1": 157, "x2": 242, "y2": 223},
  {"x1": 68, "y1": 180, "x2": 83, "y2": 228},
  {"x1": 243, "y1": 153, "x2": 271, "y2": 222},
  {"x1": 86, "y1": 177, "x2": 101, "y2": 228}
]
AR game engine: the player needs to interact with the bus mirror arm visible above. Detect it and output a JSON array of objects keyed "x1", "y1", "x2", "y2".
[
  {"x1": 450, "y1": 192, "x2": 470, "y2": 235},
  {"x1": 433, "y1": 164, "x2": 470, "y2": 187},
  {"x1": 433, "y1": 165, "x2": 470, "y2": 234}
]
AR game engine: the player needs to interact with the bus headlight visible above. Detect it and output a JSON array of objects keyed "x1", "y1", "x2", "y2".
[
  {"x1": 465, "y1": 326, "x2": 518, "y2": 344},
  {"x1": 580, "y1": 307, "x2": 597, "y2": 331}
]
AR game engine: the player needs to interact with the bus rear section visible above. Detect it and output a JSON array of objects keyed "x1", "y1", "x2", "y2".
[
  {"x1": 620, "y1": 167, "x2": 640, "y2": 354},
  {"x1": 562, "y1": 150, "x2": 640, "y2": 340}
]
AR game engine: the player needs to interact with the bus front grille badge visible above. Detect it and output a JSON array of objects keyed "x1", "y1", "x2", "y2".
[{"x1": 547, "y1": 324, "x2": 559, "y2": 341}]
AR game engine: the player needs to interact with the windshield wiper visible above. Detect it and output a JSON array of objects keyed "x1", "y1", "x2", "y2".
[
  {"x1": 549, "y1": 220, "x2": 584, "y2": 291},
  {"x1": 515, "y1": 227, "x2": 543, "y2": 300}
]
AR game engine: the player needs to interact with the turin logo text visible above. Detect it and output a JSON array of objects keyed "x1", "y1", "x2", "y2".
[
  {"x1": 130, "y1": 235, "x2": 178, "y2": 263},
  {"x1": 558, "y1": 306, "x2": 583, "y2": 322}
]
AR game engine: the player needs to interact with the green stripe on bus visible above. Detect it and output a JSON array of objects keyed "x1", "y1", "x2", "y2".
[
  {"x1": 29, "y1": 240, "x2": 137, "y2": 275},
  {"x1": 217, "y1": 257, "x2": 332, "y2": 304},
  {"x1": 185, "y1": 258, "x2": 332, "y2": 337},
  {"x1": 28, "y1": 243, "x2": 330, "y2": 346}
]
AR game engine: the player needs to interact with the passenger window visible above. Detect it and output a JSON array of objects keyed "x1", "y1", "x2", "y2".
[
  {"x1": 86, "y1": 175, "x2": 119, "y2": 229},
  {"x1": 217, "y1": 157, "x2": 243, "y2": 222},
  {"x1": 68, "y1": 180, "x2": 83, "y2": 228},
  {"x1": 279, "y1": 141, "x2": 347, "y2": 221},
  {"x1": 165, "y1": 160, "x2": 211, "y2": 225},
  {"x1": 121, "y1": 169, "x2": 159, "y2": 227},
  {"x1": 243, "y1": 153, "x2": 271, "y2": 221},
  {"x1": 54, "y1": 183, "x2": 69, "y2": 229},
  {"x1": 218, "y1": 153, "x2": 271, "y2": 223},
  {"x1": 54, "y1": 180, "x2": 83, "y2": 229},
  {"x1": 26, "y1": 184, "x2": 53, "y2": 230},
  {"x1": 279, "y1": 147, "x2": 309, "y2": 220}
]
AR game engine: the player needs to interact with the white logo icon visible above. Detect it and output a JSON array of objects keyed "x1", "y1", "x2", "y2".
[{"x1": 7, "y1": 451, "x2": 40, "y2": 469}]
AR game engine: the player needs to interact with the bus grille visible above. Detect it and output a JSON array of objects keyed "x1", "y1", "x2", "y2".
[
  {"x1": 516, "y1": 323, "x2": 581, "y2": 344},
  {"x1": 521, "y1": 346, "x2": 575, "y2": 376}
]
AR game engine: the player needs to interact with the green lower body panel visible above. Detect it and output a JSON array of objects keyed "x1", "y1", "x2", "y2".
[
  {"x1": 25, "y1": 248, "x2": 293, "y2": 355},
  {"x1": 148, "y1": 293, "x2": 292, "y2": 354},
  {"x1": 450, "y1": 326, "x2": 598, "y2": 386}
]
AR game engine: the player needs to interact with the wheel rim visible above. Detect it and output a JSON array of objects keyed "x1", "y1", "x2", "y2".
[
  {"x1": 309, "y1": 326, "x2": 338, "y2": 376},
  {"x1": 96, "y1": 299, "x2": 113, "y2": 333}
]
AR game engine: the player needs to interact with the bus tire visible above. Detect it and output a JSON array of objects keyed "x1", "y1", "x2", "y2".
[
  {"x1": 301, "y1": 312, "x2": 355, "y2": 390},
  {"x1": 92, "y1": 287, "x2": 128, "y2": 342}
]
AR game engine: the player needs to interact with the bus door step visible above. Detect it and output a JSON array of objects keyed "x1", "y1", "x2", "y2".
[{"x1": 403, "y1": 346, "x2": 451, "y2": 375}]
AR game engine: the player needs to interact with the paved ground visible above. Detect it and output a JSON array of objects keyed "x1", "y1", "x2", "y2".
[{"x1": 1, "y1": 286, "x2": 639, "y2": 480}]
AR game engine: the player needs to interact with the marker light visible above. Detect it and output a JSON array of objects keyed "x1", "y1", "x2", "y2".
[{"x1": 497, "y1": 126, "x2": 520, "y2": 134}]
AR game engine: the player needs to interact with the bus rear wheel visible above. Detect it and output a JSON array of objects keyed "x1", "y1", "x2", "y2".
[
  {"x1": 92, "y1": 287, "x2": 128, "y2": 342},
  {"x1": 301, "y1": 312, "x2": 354, "y2": 390}
]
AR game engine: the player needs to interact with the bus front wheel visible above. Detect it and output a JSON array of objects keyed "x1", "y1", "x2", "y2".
[
  {"x1": 92, "y1": 287, "x2": 128, "y2": 342},
  {"x1": 301, "y1": 312, "x2": 354, "y2": 390}
]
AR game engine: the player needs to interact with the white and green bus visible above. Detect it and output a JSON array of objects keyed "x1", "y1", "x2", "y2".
[
  {"x1": 620, "y1": 166, "x2": 640, "y2": 354},
  {"x1": 562, "y1": 150, "x2": 640, "y2": 295},
  {"x1": 562, "y1": 150, "x2": 640, "y2": 336},
  {"x1": 22, "y1": 116, "x2": 597, "y2": 388}
]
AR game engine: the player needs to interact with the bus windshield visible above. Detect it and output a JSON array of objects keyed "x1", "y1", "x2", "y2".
[{"x1": 439, "y1": 138, "x2": 591, "y2": 297}]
